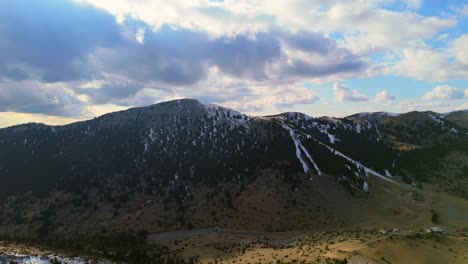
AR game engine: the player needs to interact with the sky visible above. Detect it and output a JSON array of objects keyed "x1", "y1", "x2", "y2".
[{"x1": 0, "y1": 0, "x2": 467, "y2": 127}]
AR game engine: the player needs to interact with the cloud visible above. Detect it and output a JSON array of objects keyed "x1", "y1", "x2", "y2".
[
  {"x1": 77, "y1": 81, "x2": 144, "y2": 104},
  {"x1": 422, "y1": 85, "x2": 466, "y2": 100},
  {"x1": 0, "y1": 0, "x2": 369, "y2": 115},
  {"x1": 219, "y1": 86, "x2": 320, "y2": 112},
  {"x1": 98, "y1": 26, "x2": 368, "y2": 85},
  {"x1": 390, "y1": 34, "x2": 468, "y2": 82},
  {"x1": 391, "y1": 46, "x2": 468, "y2": 81},
  {"x1": 0, "y1": 81, "x2": 85, "y2": 116},
  {"x1": 375, "y1": 90, "x2": 395, "y2": 102},
  {"x1": 75, "y1": 0, "x2": 453, "y2": 54},
  {"x1": 167, "y1": 75, "x2": 321, "y2": 113},
  {"x1": 0, "y1": 0, "x2": 465, "y2": 122},
  {"x1": 333, "y1": 83, "x2": 369, "y2": 102},
  {"x1": 0, "y1": 0, "x2": 122, "y2": 83},
  {"x1": 135, "y1": 27, "x2": 146, "y2": 44},
  {"x1": 456, "y1": 4, "x2": 468, "y2": 16},
  {"x1": 0, "y1": 65, "x2": 30, "y2": 81},
  {"x1": 452, "y1": 34, "x2": 468, "y2": 65}
]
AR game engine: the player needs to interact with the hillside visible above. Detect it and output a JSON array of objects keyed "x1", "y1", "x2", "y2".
[
  {"x1": 443, "y1": 110, "x2": 468, "y2": 129},
  {"x1": 0, "y1": 99, "x2": 467, "y2": 240}
]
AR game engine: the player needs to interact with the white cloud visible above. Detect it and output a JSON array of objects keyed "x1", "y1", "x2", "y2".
[
  {"x1": 390, "y1": 34, "x2": 468, "y2": 82},
  {"x1": 333, "y1": 83, "x2": 369, "y2": 102},
  {"x1": 452, "y1": 34, "x2": 468, "y2": 65},
  {"x1": 375, "y1": 90, "x2": 395, "y2": 102},
  {"x1": 391, "y1": 47, "x2": 468, "y2": 81},
  {"x1": 75, "y1": 0, "x2": 455, "y2": 54},
  {"x1": 71, "y1": 0, "x2": 460, "y2": 84},
  {"x1": 135, "y1": 27, "x2": 146, "y2": 44},
  {"x1": 422, "y1": 85, "x2": 465, "y2": 100}
]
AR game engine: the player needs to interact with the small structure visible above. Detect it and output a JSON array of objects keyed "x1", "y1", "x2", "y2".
[
  {"x1": 429, "y1": 226, "x2": 458, "y2": 235},
  {"x1": 430, "y1": 227, "x2": 443, "y2": 233}
]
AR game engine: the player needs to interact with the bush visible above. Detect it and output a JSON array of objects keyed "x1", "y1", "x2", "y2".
[{"x1": 431, "y1": 210, "x2": 439, "y2": 224}]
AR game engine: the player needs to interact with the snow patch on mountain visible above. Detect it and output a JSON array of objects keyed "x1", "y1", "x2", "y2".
[
  {"x1": 312, "y1": 138, "x2": 396, "y2": 183},
  {"x1": 282, "y1": 124, "x2": 322, "y2": 175},
  {"x1": 317, "y1": 127, "x2": 338, "y2": 144},
  {"x1": 385, "y1": 169, "x2": 393, "y2": 178}
]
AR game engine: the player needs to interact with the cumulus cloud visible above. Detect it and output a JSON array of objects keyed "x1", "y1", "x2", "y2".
[
  {"x1": 452, "y1": 34, "x2": 468, "y2": 65},
  {"x1": 391, "y1": 46, "x2": 468, "y2": 81},
  {"x1": 391, "y1": 34, "x2": 468, "y2": 82},
  {"x1": 2, "y1": 0, "x2": 369, "y2": 86},
  {"x1": 166, "y1": 73, "x2": 321, "y2": 113},
  {"x1": 333, "y1": 83, "x2": 369, "y2": 102},
  {"x1": 219, "y1": 86, "x2": 320, "y2": 113},
  {"x1": 0, "y1": 0, "x2": 370, "y2": 116},
  {"x1": 422, "y1": 85, "x2": 466, "y2": 100},
  {"x1": 75, "y1": 0, "x2": 453, "y2": 55},
  {"x1": 375, "y1": 90, "x2": 395, "y2": 102}
]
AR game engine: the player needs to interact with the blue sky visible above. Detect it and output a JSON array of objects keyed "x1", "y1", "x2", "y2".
[{"x1": 0, "y1": 0, "x2": 467, "y2": 126}]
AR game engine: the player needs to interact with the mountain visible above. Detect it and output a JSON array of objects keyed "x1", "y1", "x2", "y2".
[
  {"x1": 0, "y1": 99, "x2": 467, "y2": 239},
  {"x1": 347, "y1": 111, "x2": 466, "y2": 149},
  {"x1": 442, "y1": 110, "x2": 468, "y2": 129}
]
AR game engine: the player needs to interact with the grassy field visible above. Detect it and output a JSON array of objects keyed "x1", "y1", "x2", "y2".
[{"x1": 153, "y1": 230, "x2": 468, "y2": 264}]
